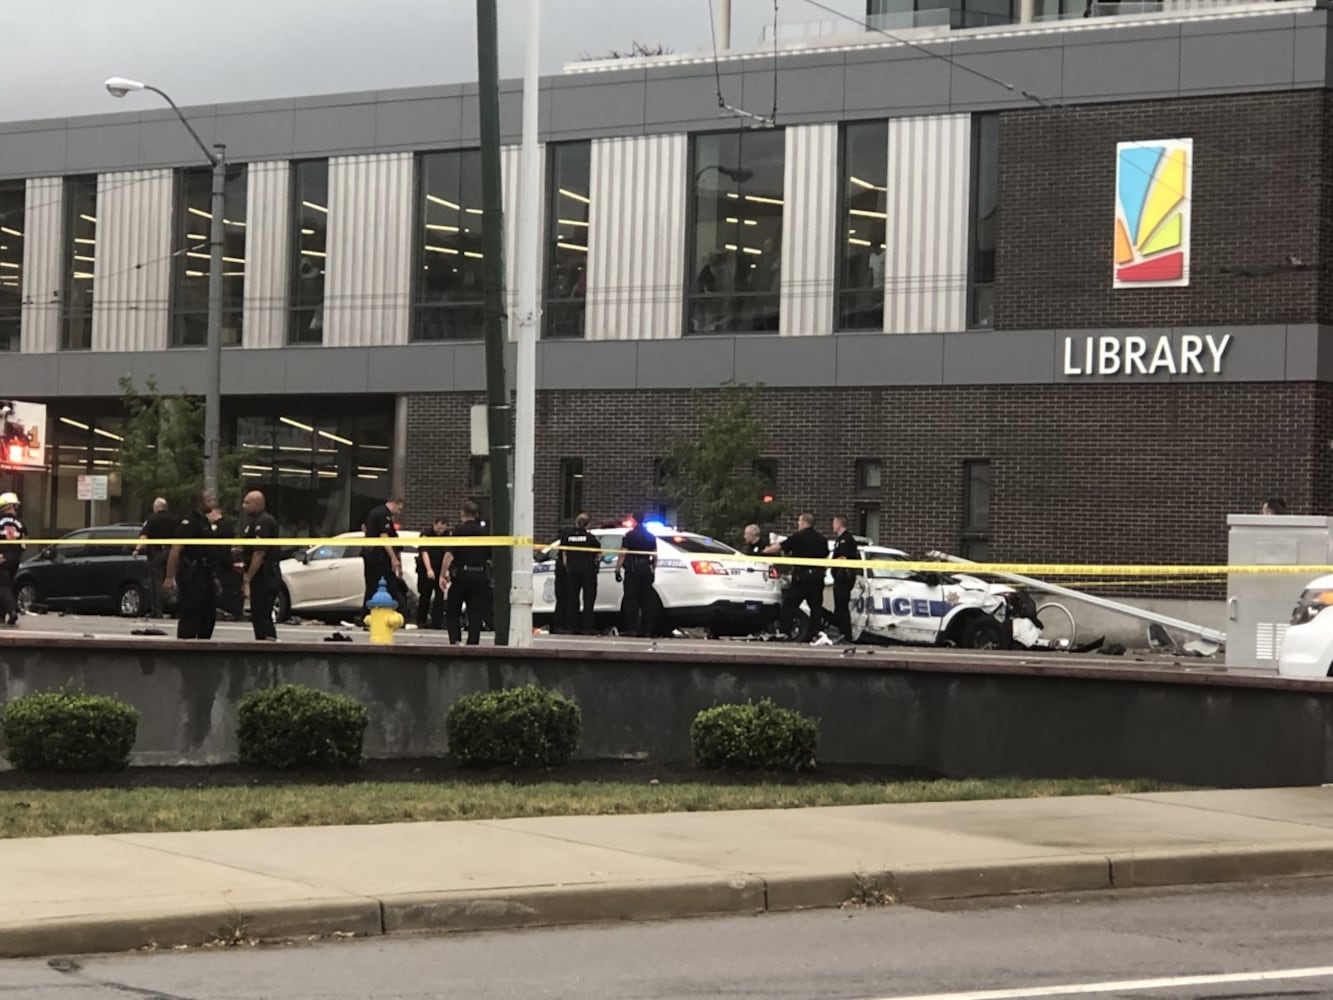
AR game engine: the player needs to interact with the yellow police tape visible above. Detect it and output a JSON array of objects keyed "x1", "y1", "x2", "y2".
[{"x1": 11, "y1": 535, "x2": 1333, "y2": 577}]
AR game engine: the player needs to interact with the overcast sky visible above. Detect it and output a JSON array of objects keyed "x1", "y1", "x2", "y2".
[{"x1": 3, "y1": 0, "x2": 865, "y2": 121}]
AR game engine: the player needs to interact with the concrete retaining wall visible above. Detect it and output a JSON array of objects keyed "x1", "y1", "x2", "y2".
[{"x1": 0, "y1": 638, "x2": 1329, "y2": 787}]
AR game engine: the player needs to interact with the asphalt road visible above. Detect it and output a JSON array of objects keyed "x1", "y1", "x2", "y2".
[
  {"x1": 4, "y1": 880, "x2": 1333, "y2": 999},
  {"x1": 1, "y1": 607, "x2": 1257, "y2": 682}
]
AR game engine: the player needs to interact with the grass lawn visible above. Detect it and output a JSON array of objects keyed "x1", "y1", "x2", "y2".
[{"x1": 0, "y1": 776, "x2": 1180, "y2": 839}]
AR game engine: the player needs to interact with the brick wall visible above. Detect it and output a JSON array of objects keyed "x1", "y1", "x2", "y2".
[
  {"x1": 995, "y1": 91, "x2": 1329, "y2": 330},
  {"x1": 405, "y1": 382, "x2": 1333, "y2": 568}
]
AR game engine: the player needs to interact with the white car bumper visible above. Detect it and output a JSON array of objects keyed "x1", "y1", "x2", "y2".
[{"x1": 1277, "y1": 612, "x2": 1333, "y2": 678}]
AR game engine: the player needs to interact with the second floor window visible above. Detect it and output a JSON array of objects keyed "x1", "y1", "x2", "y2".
[
  {"x1": 687, "y1": 129, "x2": 785, "y2": 336},
  {"x1": 414, "y1": 149, "x2": 486, "y2": 341},
  {"x1": 838, "y1": 121, "x2": 888, "y2": 332},
  {"x1": 969, "y1": 114, "x2": 999, "y2": 329},
  {"x1": 172, "y1": 165, "x2": 247, "y2": 348},
  {"x1": 290, "y1": 160, "x2": 328, "y2": 345},
  {"x1": 0, "y1": 180, "x2": 23, "y2": 353},
  {"x1": 61, "y1": 174, "x2": 97, "y2": 351},
  {"x1": 544, "y1": 142, "x2": 591, "y2": 339}
]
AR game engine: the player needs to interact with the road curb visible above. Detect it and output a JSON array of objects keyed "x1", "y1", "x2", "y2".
[
  {"x1": 1109, "y1": 843, "x2": 1333, "y2": 889},
  {"x1": 380, "y1": 875, "x2": 767, "y2": 934},
  {"x1": 0, "y1": 898, "x2": 382, "y2": 960},
  {"x1": 10, "y1": 846, "x2": 1333, "y2": 960}
]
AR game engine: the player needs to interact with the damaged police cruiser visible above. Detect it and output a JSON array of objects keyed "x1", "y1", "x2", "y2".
[{"x1": 831, "y1": 545, "x2": 1053, "y2": 650}]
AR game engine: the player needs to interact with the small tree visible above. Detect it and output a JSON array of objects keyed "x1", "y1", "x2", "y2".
[
  {"x1": 660, "y1": 382, "x2": 786, "y2": 543},
  {"x1": 118, "y1": 376, "x2": 240, "y2": 516}
]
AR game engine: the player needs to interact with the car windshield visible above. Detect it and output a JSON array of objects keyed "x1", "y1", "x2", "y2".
[{"x1": 664, "y1": 536, "x2": 738, "y2": 556}]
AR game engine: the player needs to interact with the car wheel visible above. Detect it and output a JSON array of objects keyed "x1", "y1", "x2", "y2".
[
  {"x1": 117, "y1": 583, "x2": 146, "y2": 618},
  {"x1": 274, "y1": 587, "x2": 291, "y2": 624},
  {"x1": 15, "y1": 580, "x2": 35, "y2": 613},
  {"x1": 958, "y1": 616, "x2": 1008, "y2": 650}
]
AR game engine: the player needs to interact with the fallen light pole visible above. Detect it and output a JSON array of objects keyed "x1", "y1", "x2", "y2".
[{"x1": 927, "y1": 550, "x2": 1227, "y2": 655}]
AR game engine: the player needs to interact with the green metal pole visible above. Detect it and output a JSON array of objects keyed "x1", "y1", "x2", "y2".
[{"x1": 476, "y1": 0, "x2": 513, "y2": 645}]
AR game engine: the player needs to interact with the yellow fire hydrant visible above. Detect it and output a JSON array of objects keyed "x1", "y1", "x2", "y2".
[{"x1": 366, "y1": 577, "x2": 404, "y2": 645}]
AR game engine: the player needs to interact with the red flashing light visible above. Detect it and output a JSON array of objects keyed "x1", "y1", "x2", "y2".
[
  {"x1": 622, "y1": 517, "x2": 637, "y2": 529},
  {"x1": 5, "y1": 442, "x2": 22, "y2": 465},
  {"x1": 762, "y1": 494, "x2": 774, "y2": 504}
]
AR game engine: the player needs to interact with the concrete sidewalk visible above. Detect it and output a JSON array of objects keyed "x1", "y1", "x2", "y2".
[{"x1": 6, "y1": 787, "x2": 1333, "y2": 958}]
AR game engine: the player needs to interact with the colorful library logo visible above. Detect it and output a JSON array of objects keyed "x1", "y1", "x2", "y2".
[{"x1": 1114, "y1": 138, "x2": 1191, "y2": 288}]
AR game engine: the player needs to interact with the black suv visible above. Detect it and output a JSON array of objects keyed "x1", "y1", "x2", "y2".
[{"x1": 14, "y1": 524, "x2": 153, "y2": 617}]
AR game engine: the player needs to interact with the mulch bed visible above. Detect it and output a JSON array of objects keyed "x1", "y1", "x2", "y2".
[{"x1": 0, "y1": 757, "x2": 942, "y2": 792}]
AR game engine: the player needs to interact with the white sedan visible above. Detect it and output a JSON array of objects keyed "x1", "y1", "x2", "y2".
[
  {"x1": 1277, "y1": 574, "x2": 1333, "y2": 677},
  {"x1": 813, "y1": 542, "x2": 1046, "y2": 649},
  {"x1": 274, "y1": 530, "x2": 421, "y2": 622},
  {"x1": 532, "y1": 525, "x2": 782, "y2": 635}
]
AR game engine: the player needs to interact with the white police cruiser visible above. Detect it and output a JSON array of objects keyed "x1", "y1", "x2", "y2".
[
  {"x1": 532, "y1": 522, "x2": 782, "y2": 636},
  {"x1": 824, "y1": 544, "x2": 1046, "y2": 649}
]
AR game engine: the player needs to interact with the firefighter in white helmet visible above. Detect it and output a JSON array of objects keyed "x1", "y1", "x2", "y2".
[{"x1": 0, "y1": 492, "x2": 23, "y2": 626}]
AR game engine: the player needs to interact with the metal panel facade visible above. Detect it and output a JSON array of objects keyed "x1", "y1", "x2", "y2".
[
  {"x1": 20, "y1": 176, "x2": 62, "y2": 354},
  {"x1": 323, "y1": 153, "x2": 413, "y2": 347},
  {"x1": 91, "y1": 169, "x2": 172, "y2": 352},
  {"x1": 585, "y1": 134, "x2": 687, "y2": 341},
  {"x1": 243, "y1": 161, "x2": 290, "y2": 350},
  {"x1": 884, "y1": 114, "x2": 970, "y2": 334},
  {"x1": 779, "y1": 124, "x2": 838, "y2": 337}
]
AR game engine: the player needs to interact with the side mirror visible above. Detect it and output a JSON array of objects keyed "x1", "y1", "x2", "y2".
[
  {"x1": 297, "y1": 550, "x2": 310, "y2": 564},
  {"x1": 914, "y1": 571, "x2": 942, "y2": 588}
]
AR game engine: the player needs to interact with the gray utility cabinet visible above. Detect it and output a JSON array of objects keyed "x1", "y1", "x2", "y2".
[{"x1": 1227, "y1": 515, "x2": 1333, "y2": 670}]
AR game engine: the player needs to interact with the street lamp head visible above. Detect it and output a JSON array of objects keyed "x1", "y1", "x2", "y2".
[
  {"x1": 105, "y1": 76, "x2": 146, "y2": 98},
  {"x1": 717, "y1": 165, "x2": 754, "y2": 183}
]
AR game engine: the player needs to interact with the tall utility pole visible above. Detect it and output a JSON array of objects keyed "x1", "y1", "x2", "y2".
[
  {"x1": 203, "y1": 143, "x2": 226, "y2": 500},
  {"x1": 475, "y1": 0, "x2": 513, "y2": 645},
  {"x1": 509, "y1": 0, "x2": 541, "y2": 647}
]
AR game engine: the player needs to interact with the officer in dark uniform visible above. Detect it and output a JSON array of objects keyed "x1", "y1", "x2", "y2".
[
  {"x1": 550, "y1": 518, "x2": 572, "y2": 633},
  {"x1": 829, "y1": 515, "x2": 861, "y2": 644},
  {"x1": 208, "y1": 503, "x2": 242, "y2": 620},
  {"x1": 135, "y1": 497, "x2": 177, "y2": 619},
  {"x1": 443, "y1": 500, "x2": 491, "y2": 645},
  {"x1": 362, "y1": 495, "x2": 406, "y2": 615},
  {"x1": 415, "y1": 516, "x2": 449, "y2": 630},
  {"x1": 764, "y1": 512, "x2": 828, "y2": 643},
  {"x1": 164, "y1": 491, "x2": 219, "y2": 640},
  {"x1": 614, "y1": 513, "x2": 658, "y2": 637},
  {"x1": 241, "y1": 490, "x2": 282, "y2": 641},
  {"x1": 0, "y1": 492, "x2": 25, "y2": 627},
  {"x1": 560, "y1": 511, "x2": 601, "y2": 634},
  {"x1": 740, "y1": 523, "x2": 767, "y2": 556}
]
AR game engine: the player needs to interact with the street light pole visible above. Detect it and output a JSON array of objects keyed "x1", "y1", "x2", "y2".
[
  {"x1": 105, "y1": 78, "x2": 224, "y2": 499},
  {"x1": 204, "y1": 144, "x2": 226, "y2": 500},
  {"x1": 509, "y1": 0, "x2": 541, "y2": 648}
]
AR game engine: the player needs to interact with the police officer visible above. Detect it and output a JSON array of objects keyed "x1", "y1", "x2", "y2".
[
  {"x1": 0, "y1": 492, "x2": 25, "y2": 627},
  {"x1": 560, "y1": 511, "x2": 601, "y2": 634},
  {"x1": 550, "y1": 517, "x2": 571, "y2": 633},
  {"x1": 241, "y1": 490, "x2": 282, "y2": 641},
  {"x1": 415, "y1": 516, "x2": 449, "y2": 630},
  {"x1": 164, "y1": 491, "x2": 219, "y2": 640},
  {"x1": 764, "y1": 512, "x2": 827, "y2": 643},
  {"x1": 135, "y1": 497, "x2": 176, "y2": 619},
  {"x1": 443, "y1": 500, "x2": 491, "y2": 645},
  {"x1": 614, "y1": 513, "x2": 658, "y2": 637},
  {"x1": 740, "y1": 523, "x2": 767, "y2": 556},
  {"x1": 829, "y1": 515, "x2": 861, "y2": 644},
  {"x1": 362, "y1": 495, "x2": 406, "y2": 615}
]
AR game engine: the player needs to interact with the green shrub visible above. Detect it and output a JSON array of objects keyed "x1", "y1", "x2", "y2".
[
  {"x1": 446, "y1": 685, "x2": 582, "y2": 769},
  {"x1": 1, "y1": 689, "x2": 139, "y2": 772},
  {"x1": 237, "y1": 684, "x2": 368, "y2": 771},
  {"x1": 690, "y1": 698, "x2": 819, "y2": 771}
]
